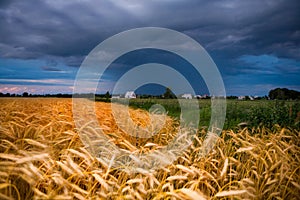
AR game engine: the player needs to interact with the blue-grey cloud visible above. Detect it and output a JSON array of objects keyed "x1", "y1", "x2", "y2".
[
  {"x1": 0, "y1": 0, "x2": 299, "y2": 61},
  {"x1": 41, "y1": 66, "x2": 62, "y2": 72},
  {"x1": 238, "y1": 54, "x2": 300, "y2": 74},
  {"x1": 0, "y1": 0, "x2": 299, "y2": 95}
]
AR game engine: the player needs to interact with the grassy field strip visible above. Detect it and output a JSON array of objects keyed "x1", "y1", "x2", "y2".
[{"x1": 118, "y1": 98, "x2": 300, "y2": 129}]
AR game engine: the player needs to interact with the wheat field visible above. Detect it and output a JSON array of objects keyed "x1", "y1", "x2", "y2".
[{"x1": 0, "y1": 98, "x2": 299, "y2": 199}]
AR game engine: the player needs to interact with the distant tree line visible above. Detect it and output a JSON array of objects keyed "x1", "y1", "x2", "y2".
[
  {"x1": 268, "y1": 88, "x2": 300, "y2": 100},
  {"x1": 0, "y1": 92, "x2": 73, "y2": 98},
  {"x1": 0, "y1": 92, "x2": 111, "y2": 98},
  {"x1": 1, "y1": 88, "x2": 299, "y2": 100}
]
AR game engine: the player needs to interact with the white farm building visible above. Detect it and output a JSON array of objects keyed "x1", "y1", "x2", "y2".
[
  {"x1": 181, "y1": 93, "x2": 192, "y2": 99},
  {"x1": 124, "y1": 91, "x2": 136, "y2": 99}
]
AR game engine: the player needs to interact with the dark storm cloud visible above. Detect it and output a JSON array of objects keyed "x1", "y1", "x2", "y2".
[
  {"x1": 0, "y1": 0, "x2": 140, "y2": 61},
  {"x1": 0, "y1": 0, "x2": 299, "y2": 63},
  {"x1": 0, "y1": 0, "x2": 299, "y2": 95},
  {"x1": 0, "y1": 0, "x2": 12, "y2": 9}
]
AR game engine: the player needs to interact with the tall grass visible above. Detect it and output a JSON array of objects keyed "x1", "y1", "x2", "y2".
[
  {"x1": 120, "y1": 98, "x2": 300, "y2": 129},
  {"x1": 0, "y1": 98, "x2": 299, "y2": 199}
]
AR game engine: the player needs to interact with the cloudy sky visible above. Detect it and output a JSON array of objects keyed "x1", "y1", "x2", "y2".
[{"x1": 0, "y1": 0, "x2": 299, "y2": 96}]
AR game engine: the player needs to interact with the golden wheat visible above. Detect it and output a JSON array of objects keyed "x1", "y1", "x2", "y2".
[{"x1": 0, "y1": 98, "x2": 299, "y2": 199}]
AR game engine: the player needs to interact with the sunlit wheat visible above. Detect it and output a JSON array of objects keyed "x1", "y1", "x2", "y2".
[{"x1": 0, "y1": 98, "x2": 299, "y2": 199}]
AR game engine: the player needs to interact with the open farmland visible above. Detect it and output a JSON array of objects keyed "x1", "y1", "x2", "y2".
[
  {"x1": 117, "y1": 98, "x2": 300, "y2": 129},
  {"x1": 0, "y1": 98, "x2": 299, "y2": 199}
]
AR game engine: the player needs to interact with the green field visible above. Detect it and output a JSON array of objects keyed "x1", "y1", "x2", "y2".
[{"x1": 98, "y1": 98, "x2": 300, "y2": 130}]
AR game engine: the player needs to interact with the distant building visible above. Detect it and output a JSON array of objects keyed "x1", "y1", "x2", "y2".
[
  {"x1": 194, "y1": 94, "x2": 209, "y2": 99},
  {"x1": 111, "y1": 95, "x2": 120, "y2": 99},
  {"x1": 202, "y1": 94, "x2": 209, "y2": 99},
  {"x1": 124, "y1": 91, "x2": 136, "y2": 99},
  {"x1": 238, "y1": 96, "x2": 245, "y2": 100},
  {"x1": 182, "y1": 93, "x2": 192, "y2": 99}
]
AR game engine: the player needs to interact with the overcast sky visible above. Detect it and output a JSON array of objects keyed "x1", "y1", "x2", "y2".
[{"x1": 0, "y1": 0, "x2": 299, "y2": 96}]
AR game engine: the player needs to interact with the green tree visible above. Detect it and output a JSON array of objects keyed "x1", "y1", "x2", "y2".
[
  {"x1": 22, "y1": 92, "x2": 29, "y2": 97},
  {"x1": 105, "y1": 91, "x2": 110, "y2": 99},
  {"x1": 269, "y1": 88, "x2": 300, "y2": 100},
  {"x1": 163, "y1": 87, "x2": 176, "y2": 99}
]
